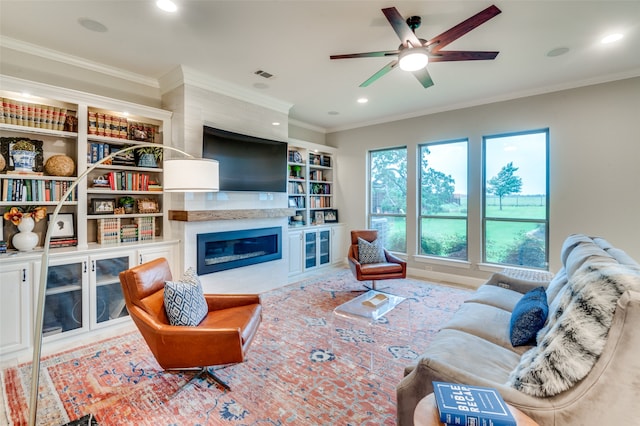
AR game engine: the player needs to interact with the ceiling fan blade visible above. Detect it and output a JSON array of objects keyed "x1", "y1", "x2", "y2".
[
  {"x1": 360, "y1": 60, "x2": 399, "y2": 87},
  {"x1": 412, "y1": 67, "x2": 434, "y2": 88},
  {"x1": 427, "y1": 5, "x2": 501, "y2": 52},
  {"x1": 382, "y1": 7, "x2": 423, "y2": 48},
  {"x1": 330, "y1": 50, "x2": 400, "y2": 60},
  {"x1": 429, "y1": 50, "x2": 499, "y2": 62}
]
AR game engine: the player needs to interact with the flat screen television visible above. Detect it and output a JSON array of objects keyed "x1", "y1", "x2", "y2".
[{"x1": 202, "y1": 125, "x2": 288, "y2": 192}]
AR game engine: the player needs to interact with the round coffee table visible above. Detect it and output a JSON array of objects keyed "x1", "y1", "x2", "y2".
[{"x1": 414, "y1": 393, "x2": 539, "y2": 426}]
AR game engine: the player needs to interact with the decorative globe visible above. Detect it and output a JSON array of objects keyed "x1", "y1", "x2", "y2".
[{"x1": 45, "y1": 155, "x2": 75, "y2": 177}]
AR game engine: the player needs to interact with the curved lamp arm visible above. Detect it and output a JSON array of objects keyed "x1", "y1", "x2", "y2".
[{"x1": 28, "y1": 144, "x2": 217, "y2": 425}]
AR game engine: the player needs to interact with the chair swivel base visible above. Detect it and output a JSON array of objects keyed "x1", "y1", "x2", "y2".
[{"x1": 170, "y1": 366, "x2": 231, "y2": 399}]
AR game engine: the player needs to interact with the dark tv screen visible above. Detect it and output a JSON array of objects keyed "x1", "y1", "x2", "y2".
[{"x1": 202, "y1": 125, "x2": 287, "y2": 192}]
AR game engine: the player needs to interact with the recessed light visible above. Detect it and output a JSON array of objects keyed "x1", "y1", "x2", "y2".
[
  {"x1": 601, "y1": 33, "x2": 623, "y2": 44},
  {"x1": 78, "y1": 18, "x2": 108, "y2": 33},
  {"x1": 156, "y1": 0, "x2": 178, "y2": 12},
  {"x1": 357, "y1": 98, "x2": 368, "y2": 104},
  {"x1": 547, "y1": 47, "x2": 570, "y2": 57},
  {"x1": 272, "y1": 122, "x2": 280, "y2": 126}
]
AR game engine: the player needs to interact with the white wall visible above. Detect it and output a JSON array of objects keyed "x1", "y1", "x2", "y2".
[
  {"x1": 162, "y1": 82, "x2": 292, "y2": 293},
  {"x1": 327, "y1": 77, "x2": 640, "y2": 281}
]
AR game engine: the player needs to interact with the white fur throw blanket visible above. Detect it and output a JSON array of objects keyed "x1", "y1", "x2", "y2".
[{"x1": 508, "y1": 261, "x2": 640, "y2": 396}]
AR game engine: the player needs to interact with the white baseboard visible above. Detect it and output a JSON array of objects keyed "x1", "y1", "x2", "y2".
[{"x1": 407, "y1": 267, "x2": 485, "y2": 290}]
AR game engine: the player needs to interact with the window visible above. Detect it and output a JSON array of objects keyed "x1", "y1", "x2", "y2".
[
  {"x1": 483, "y1": 129, "x2": 549, "y2": 268},
  {"x1": 369, "y1": 147, "x2": 407, "y2": 252},
  {"x1": 419, "y1": 140, "x2": 468, "y2": 259}
]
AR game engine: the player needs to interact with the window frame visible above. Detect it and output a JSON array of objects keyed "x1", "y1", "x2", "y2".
[
  {"x1": 368, "y1": 146, "x2": 408, "y2": 253},
  {"x1": 482, "y1": 128, "x2": 550, "y2": 269},
  {"x1": 417, "y1": 138, "x2": 469, "y2": 260}
]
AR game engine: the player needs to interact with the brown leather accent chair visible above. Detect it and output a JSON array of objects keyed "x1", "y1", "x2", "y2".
[
  {"x1": 119, "y1": 257, "x2": 262, "y2": 391},
  {"x1": 348, "y1": 229, "x2": 407, "y2": 290}
]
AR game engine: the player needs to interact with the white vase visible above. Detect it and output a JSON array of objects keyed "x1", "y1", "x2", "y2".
[
  {"x1": 10, "y1": 150, "x2": 37, "y2": 172},
  {"x1": 13, "y1": 217, "x2": 39, "y2": 251}
]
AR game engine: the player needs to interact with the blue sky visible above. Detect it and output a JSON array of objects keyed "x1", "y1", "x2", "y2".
[{"x1": 424, "y1": 132, "x2": 547, "y2": 195}]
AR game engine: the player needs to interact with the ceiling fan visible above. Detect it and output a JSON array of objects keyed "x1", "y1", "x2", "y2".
[{"x1": 330, "y1": 4, "x2": 502, "y2": 88}]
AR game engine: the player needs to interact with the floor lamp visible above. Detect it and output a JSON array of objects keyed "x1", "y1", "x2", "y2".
[{"x1": 28, "y1": 144, "x2": 219, "y2": 425}]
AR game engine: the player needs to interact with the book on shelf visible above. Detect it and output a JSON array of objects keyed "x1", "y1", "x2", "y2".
[
  {"x1": 433, "y1": 382, "x2": 516, "y2": 426},
  {"x1": 49, "y1": 238, "x2": 78, "y2": 248}
]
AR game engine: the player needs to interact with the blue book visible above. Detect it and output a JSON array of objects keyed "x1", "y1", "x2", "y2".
[{"x1": 433, "y1": 382, "x2": 516, "y2": 426}]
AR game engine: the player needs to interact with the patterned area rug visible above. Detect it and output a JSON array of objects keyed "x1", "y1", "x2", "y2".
[{"x1": 2, "y1": 270, "x2": 471, "y2": 425}]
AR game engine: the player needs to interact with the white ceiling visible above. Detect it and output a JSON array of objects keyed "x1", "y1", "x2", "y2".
[{"x1": 1, "y1": 1, "x2": 639, "y2": 132}]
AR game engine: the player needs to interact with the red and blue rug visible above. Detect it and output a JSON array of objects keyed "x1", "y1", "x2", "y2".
[{"x1": 2, "y1": 270, "x2": 471, "y2": 425}]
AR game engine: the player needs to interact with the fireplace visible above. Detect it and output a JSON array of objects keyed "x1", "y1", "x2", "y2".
[{"x1": 197, "y1": 227, "x2": 282, "y2": 275}]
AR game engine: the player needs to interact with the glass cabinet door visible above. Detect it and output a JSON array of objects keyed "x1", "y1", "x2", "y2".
[
  {"x1": 319, "y1": 229, "x2": 330, "y2": 266},
  {"x1": 44, "y1": 260, "x2": 86, "y2": 336},
  {"x1": 305, "y1": 231, "x2": 317, "y2": 269},
  {"x1": 93, "y1": 256, "x2": 130, "y2": 324}
]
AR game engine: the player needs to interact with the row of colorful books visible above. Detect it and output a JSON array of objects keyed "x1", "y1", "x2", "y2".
[
  {"x1": 433, "y1": 382, "x2": 516, "y2": 426},
  {"x1": 102, "y1": 171, "x2": 153, "y2": 192},
  {"x1": 0, "y1": 97, "x2": 72, "y2": 132},
  {"x1": 1, "y1": 178, "x2": 76, "y2": 202}
]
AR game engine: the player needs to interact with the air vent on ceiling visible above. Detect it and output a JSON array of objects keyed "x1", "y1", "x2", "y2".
[{"x1": 254, "y1": 70, "x2": 274, "y2": 79}]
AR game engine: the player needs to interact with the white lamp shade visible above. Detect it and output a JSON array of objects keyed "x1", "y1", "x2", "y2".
[
  {"x1": 398, "y1": 48, "x2": 429, "y2": 71},
  {"x1": 163, "y1": 158, "x2": 219, "y2": 192}
]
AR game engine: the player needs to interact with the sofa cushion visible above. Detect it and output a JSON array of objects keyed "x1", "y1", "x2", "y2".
[
  {"x1": 464, "y1": 284, "x2": 523, "y2": 312},
  {"x1": 442, "y1": 302, "x2": 532, "y2": 355},
  {"x1": 509, "y1": 287, "x2": 548, "y2": 346},
  {"x1": 508, "y1": 261, "x2": 640, "y2": 397},
  {"x1": 357, "y1": 237, "x2": 386, "y2": 264},
  {"x1": 408, "y1": 329, "x2": 523, "y2": 384},
  {"x1": 164, "y1": 268, "x2": 208, "y2": 326}
]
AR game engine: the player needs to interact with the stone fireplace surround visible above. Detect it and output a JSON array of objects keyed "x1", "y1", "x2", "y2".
[{"x1": 169, "y1": 206, "x2": 294, "y2": 294}]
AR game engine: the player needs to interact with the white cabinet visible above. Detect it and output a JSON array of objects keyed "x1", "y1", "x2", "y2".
[
  {"x1": 0, "y1": 240, "x2": 177, "y2": 361},
  {"x1": 304, "y1": 228, "x2": 331, "y2": 271},
  {"x1": 288, "y1": 230, "x2": 303, "y2": 276},
  {"x1": 331, "y1": 224, "x2": 346, "y2": 265},
  {"x1": 137, "y1": 242, "x2": 178, "y2": 272},
  {"x1": 0, "y1": 261, "x2": 31, "y2": 355}
]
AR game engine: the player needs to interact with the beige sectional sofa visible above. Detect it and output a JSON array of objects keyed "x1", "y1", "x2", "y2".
[{"x1": 396, "y1": 234, "x2": 640, "y2": 426}]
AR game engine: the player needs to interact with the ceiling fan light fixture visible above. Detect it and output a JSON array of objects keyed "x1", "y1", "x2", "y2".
[{"x1": 398, "y1": 48, "x2": 429, "y2": 71}]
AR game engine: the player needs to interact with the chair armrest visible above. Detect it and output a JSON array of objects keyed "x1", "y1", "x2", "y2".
[
  {"x1": 384, "y1": 249, "x2": 406, "y2": 266},
  {"x1": 485, "y1": 272, "x2": 550, "y2": 294},
  {"x1": 204, "y1": 294, "x2": 261, "y2": 311}
]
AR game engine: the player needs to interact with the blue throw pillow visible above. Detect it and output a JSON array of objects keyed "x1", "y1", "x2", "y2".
[
  {"x1": 358, "y1": 237, "x2": 386, "y2": 264},
  {"x1": 510, "y1": 286, "x2": 549, "y2": 346},
  {"x1": 164, "y1": 268, "x2": 208, "y2": 326}
]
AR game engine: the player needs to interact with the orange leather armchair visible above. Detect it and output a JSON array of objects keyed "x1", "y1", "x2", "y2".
[
  {"x1": 348, "y1": 229, "x2": 406, "y2": 290},
  {"x1": 119, "y1": 257, "x2": 262, "y2": 391}
]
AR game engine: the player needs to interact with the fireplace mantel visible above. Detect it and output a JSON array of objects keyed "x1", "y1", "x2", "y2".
[{"x1": 169, "y1": 208, "x2": 295, "y2": 222}]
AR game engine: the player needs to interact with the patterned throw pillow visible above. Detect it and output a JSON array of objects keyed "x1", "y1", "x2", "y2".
[
  {"x1": 164, "y1": 268, "x2": 208, "y2": 326},
  {"x1": 509, "y1": 287, "x2": 549, "y2": 346},
  {"x1": 357, "y1": 237, "x2": 386, "y2": 264}
]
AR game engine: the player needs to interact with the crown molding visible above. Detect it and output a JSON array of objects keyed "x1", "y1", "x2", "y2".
[
  {"x1": 326, "y1": 69, "x2": 640, "y2": 133},
  {"x1": 288, "y1": 118, "x2": 326, "y2": 134},
  {"x1": 0, "y1": 36, "x2": 159, "y2": 88},
  {"x1": 159, "y1": 65, "x2": 293, "y2": 116}
]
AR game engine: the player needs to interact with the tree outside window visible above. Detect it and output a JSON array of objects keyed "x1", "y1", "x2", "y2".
[
  {"x1": 419, "y1": 140, "x2": 468, "y2": 259},
  {"x1": 369, "y1": 147, "x2": 407, "y2": 252},
  {"x1": 483, "y1": 130, "x2": 549, "y2": 268}
]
